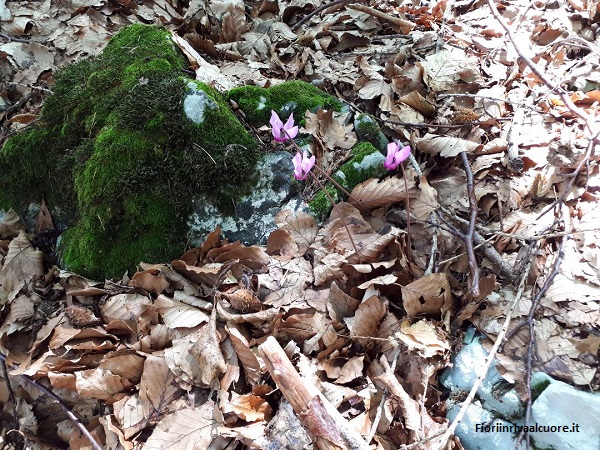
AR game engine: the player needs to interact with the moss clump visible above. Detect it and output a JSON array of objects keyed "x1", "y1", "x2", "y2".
[
  {"x1": 226, "y1": 80, "x2": 343, "y2": 126},
  {"x1": 309, "y1": 142, "x2": 386, "y2": 219},
  {"x1": 0, "y1": 24, "x2": 259, "y2": 279},
  {"x1": 354, "y1": 114, "x2": 389, "y2": 151}
]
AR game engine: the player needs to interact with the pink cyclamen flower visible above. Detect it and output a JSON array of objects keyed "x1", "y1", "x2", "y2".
[
  {"x1": 292, "y1": 151, "x2": 315, "y2": 180},
  {"x1": 270, "y1": 111, "x2": 299, "y2": 142},
  {"x1": 384, "y1": 142, "x2": 411, "y2": 170}
]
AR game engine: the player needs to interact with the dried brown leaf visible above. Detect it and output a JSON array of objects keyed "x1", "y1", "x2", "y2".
[
  {"x1": 350, "y1": 177, "x2": 416, "y2": 209},
  {"x1": 401, "y1": 273, "x2": 452, "y2": 317},
  {"x1": 415, "y1": 133, "x2": 480, "y2": 157}
]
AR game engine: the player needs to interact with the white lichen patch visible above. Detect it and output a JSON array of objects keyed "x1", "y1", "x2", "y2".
[
  {"x1": 183, "y1": 81, "x2": 217, "y2": 124},
  {"x1": 257, "y1": 96, "x2": 267, "y2": 110},
  {"x1": 353, "y1": 151, "x2": 384, "y2": 172}
]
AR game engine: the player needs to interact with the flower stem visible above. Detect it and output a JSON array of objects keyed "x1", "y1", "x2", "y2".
[{"x1": 400, "y1": 162, "x2": 411, "y2": 254}]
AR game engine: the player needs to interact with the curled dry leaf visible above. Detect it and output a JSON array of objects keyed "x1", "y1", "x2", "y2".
[
  {"x1": 415, "y1": 133, "x2": 480, "y2": 157},
  {"x1": 399, "y1": 91, "x2": 436, "y2": 117},
  {"x1": 129, "y1": 269, "x2": 170, "y2": 295},
  {"x1": 266, "y1": 228, "x2": 299, "y2": 259},
  {"x1": 396, "y1": 319, "x2": 450, "y2": 359},
  {"x1": 401, "y1": 273, "x2": 453, "y2": 317},
  {"x1": 225, "y1": 392, "x2": 273, "y2": 422},
  {"x1": 345, "y1": 296, "x2": 387, "y2": 346},
  {"x1": 226, "y1": 324, "x2": 262, "y2": 385}
]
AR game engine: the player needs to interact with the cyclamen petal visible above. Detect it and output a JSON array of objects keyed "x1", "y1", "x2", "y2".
[
  {"x1": 270, "y1": 111, "x2": 298, "y2": 142},
  {"x1": 293, "y1": 151, "x2": 315, "y2": 180},
  {"x1": 384, "y1": 142, "x2": 411, "y2": 170}
]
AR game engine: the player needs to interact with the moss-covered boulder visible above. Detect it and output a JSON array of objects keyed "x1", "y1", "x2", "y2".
[
  {"x1": 226, "y1": 80, "x2": 344, "y2": 126},
  {"x1": 0, "y1": 24, "x2": 259, "y2": 279},
  {"x1": 309, "y1": 142, "x2": 387, "y2": 219}
]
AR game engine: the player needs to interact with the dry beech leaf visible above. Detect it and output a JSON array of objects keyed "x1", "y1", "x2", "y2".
[
  {"x1": 335, "y1": 355, "x2": 365, "y2": 384},
  {"x1": 398, "y1": 91, "x2": 436, "y2": 116},
  {"x1": 396, "y1": 319, "x2": 450, "y2": 359},
  {"x1": 221, "y1": 6, "x2": 247, "y2": 42},
  {"x1": 129, "y1": 269, "x2": 170, "y2": 295},
  {"x1": 304, "y1": 109, "x2": 357, "y2": 150},
  {"x1": 345, "y1": 296, "x2": 387, "y2": 342},
  {"x1": 154, "y1": 294, "x2": 210, "y2": 329},
  {"x1": 415, "y1": 133, "x2": 480, "y2": 157},
  {"x1": 327, "y1": 282, "x2": 360, "y2": 323},
  {"x1": 76, "y1": 368, "x2": 133, "y2": 400},
  {"x1": 275, "y1": 210, "x2": 318, "y2": 255},
  {"x1": 411, "y1": 175, "x2": 439, "y2": 221},
  {"x1": 226, "y1": 324, "x2": 262, "y2": 385},
  {"x1": 350, "y1": 177, "x2": 416, "y2": 209},
  {"x1": 401, "y1": 273, "x2": 452, "y2": 317},
  {"x1": 139, "y1": 355, "x2": 181, "y2": 420},
  {"x1": 189, "y1": 309, "x2": 227, "y2": 387},
  {"x1": 144, "y1": 402, "x2": 220, "y2": 450},
  {"x1": 0, "y1": 230, "x2": 44, "y2": 295},
  {"x1": 266, "y1": 228, "x2": 299, "y2": 258},
  {"x1": 226, "y1": 393, "x2": 273, "y2": 422}
]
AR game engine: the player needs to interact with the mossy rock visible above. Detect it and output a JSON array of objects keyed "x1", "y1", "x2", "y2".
[
  {"x1": 226, "y1": 80, "x2": 344, "y2": 126},
  {"x1": 0, "y1": 24, "x2": 259, "y2": 279},
  {"x1": 354, "y1": 113, "x2": 389, "y2": 151},
  {"x1": 309, "y1": 142, "x2": 386, "y2": 220}
]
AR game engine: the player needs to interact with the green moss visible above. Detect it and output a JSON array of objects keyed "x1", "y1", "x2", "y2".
[
  {"x1": 530, "y1": 378, "x2": 551, "y2": 403},
  {"x1": 0, "y1": 24, "x2": 259, "y2": 278},
  {"x1": 354, "y1": 114, "x2": 389, "y2": 151},
  {"x1": 309, "y1": 142, "x2": 386, "y2": 220},
  {"x1": 226, "y1": 80, "x2": 343, "y2": 126}
]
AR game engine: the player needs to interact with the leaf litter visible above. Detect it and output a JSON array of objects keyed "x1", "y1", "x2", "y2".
[{"x1": 1, "y1": 0, "x2": 599, "y2": 449}]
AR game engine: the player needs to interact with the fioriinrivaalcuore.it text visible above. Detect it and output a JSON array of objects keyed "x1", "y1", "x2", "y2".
[{"x1": 475, "y1": 423, "x2": 580, "y2": 433}]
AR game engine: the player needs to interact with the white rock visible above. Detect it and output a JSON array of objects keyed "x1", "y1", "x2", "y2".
[{"x1": 530, "y1": 372, "x2": 600, "y2": 450}]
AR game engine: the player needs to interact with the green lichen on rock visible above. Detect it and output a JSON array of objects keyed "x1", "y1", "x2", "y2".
[
  {"x1": 226, "y1": 80, "x2": 343, "y2": 126},
  {"x1": 0, "y1": 24, "x2": 259, "y2": 279},
  {"x1": 309, "y1": 142, "x2": 386, "y2": 219}
]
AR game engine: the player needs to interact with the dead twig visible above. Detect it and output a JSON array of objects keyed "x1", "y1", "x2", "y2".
[
  {"x1": 487, "y1": 0, "x2": 599, "y2": 137},
  {"x1": 258, "y1": 336, "x2": 369, "y2": 450},
  {"x1": 292, "y1": 0, "x2": 355, "y2": 30},
  {"x1": 0, "y1": 32, "x2": 31, "y2": 43},
  {"x1": 460, "y1": 152, "x2": 480, "y2": 297},
  {"x1": 505, "y1": 235, "x2": 566, "y2": 449},
  {"x1": 347, "y1": 4, "x2": 416, "y2": 34},
  {"x1": 0, "y1": 353, "x2": 102, "y2": 450},
  {"x1": 436, "y1": 253, "x2": 534, "y2": 448}
]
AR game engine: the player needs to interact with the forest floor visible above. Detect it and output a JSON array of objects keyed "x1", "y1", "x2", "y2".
[{"x1": 0, "y1": 0, "x2": 599, "y2": 449}]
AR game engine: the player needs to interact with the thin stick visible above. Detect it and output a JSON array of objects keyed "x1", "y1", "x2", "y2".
[
  {"x1": 435, "y1": 256, "x2": 534, "y2": 448},
  {"x1": 460, "y1": 151, "x2": 480, "y2": 297},
  {"x1": 0, "y1": 353, "x2": 102, "y2": 450},
  {"x1": 1, "y1": 358, "x2": 19, "y2": 432},
  {"x1": 292, "y1": 0, "x2": 355, "y2": 30},
  {"x1": 400, "y1": 162, "x2": 412, "y2": 255}
]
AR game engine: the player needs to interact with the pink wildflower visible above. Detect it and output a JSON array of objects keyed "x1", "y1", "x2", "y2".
[
  {"x1": 292, "y1": 151, "x2": 315, "y2": 180},
  {"x1": 384, "y1": 142, "x2": 411, "y2": 170},
  {"x1": 270, "y1": 111, "x2": 298, "y2": 142}
]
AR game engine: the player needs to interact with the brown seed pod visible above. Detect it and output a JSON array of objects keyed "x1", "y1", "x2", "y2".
[
  {"x1": 221, "y1": 287, "x2": 262, "y2": 313},
  {"x1": 65, "y1": 305, "x2": 102, "y2": 327}
]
